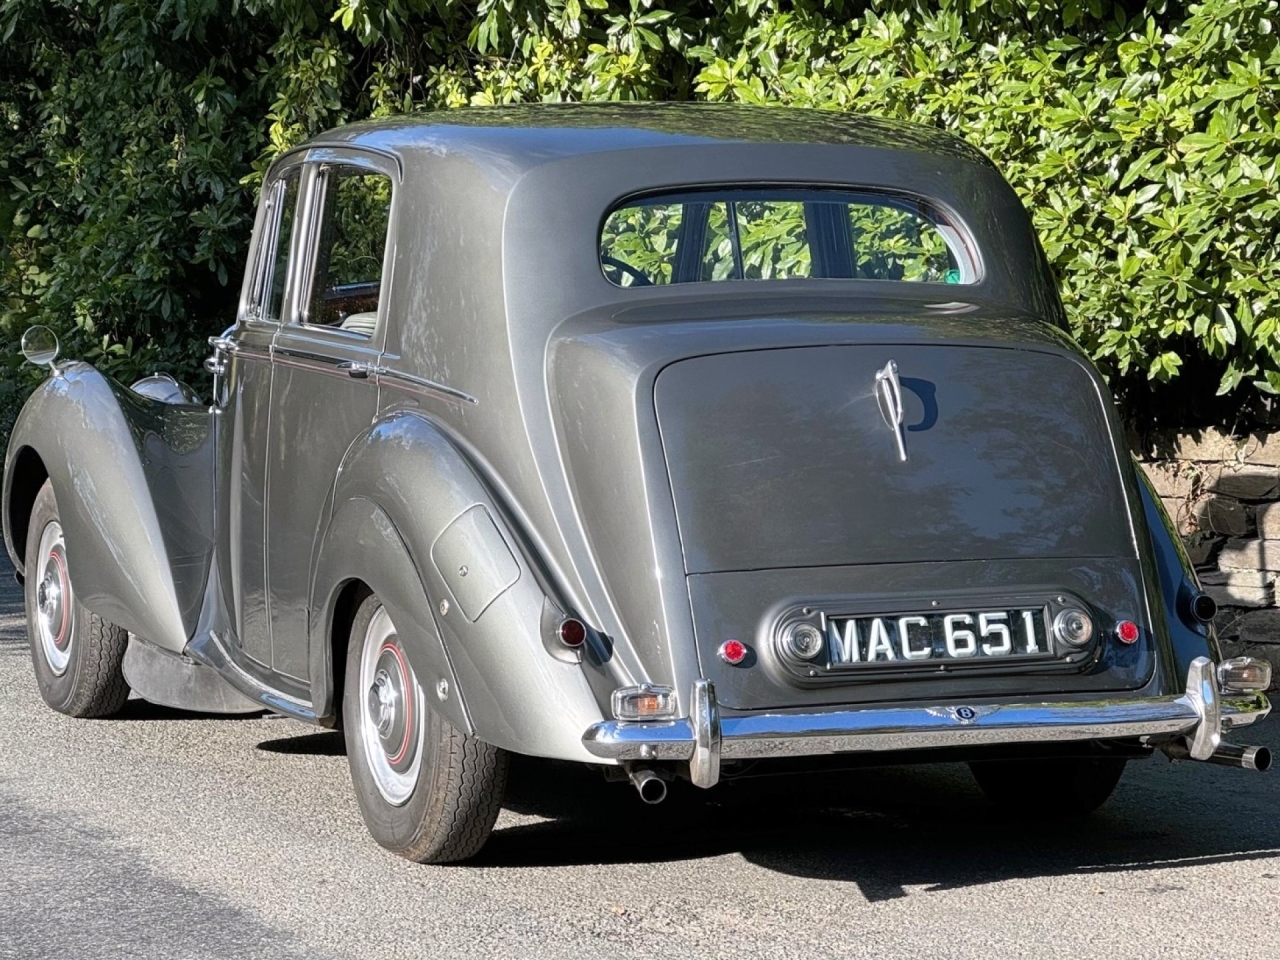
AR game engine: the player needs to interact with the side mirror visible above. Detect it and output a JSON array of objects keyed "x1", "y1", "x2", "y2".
[{"x1": 21, "y1": 325, "x2": 60, "y2": 371}]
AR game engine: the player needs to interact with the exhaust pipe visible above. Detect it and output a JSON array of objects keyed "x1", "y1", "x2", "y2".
[
  {"x1": 1206, "y1": 742, "x2": 1272, "y2": 772},
  {"x1": 1163, "y1": 740, "x2": 1272, "y2": 771},
  {"x1": 626, "y1": 765, "x2": 669, "y2": 804}
]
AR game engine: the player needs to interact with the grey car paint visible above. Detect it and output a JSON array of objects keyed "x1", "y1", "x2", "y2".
[
  {"x1": 0, "y1": 104, "x2": 1236, "y2": 766},
  {"x1": 2, "y1": 365, "x2": 209, "y2": 651}
]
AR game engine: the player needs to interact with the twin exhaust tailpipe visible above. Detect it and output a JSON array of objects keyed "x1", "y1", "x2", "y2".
[{"x1": 1163, "y1": 739, "x2": 1272, "y2": 772}]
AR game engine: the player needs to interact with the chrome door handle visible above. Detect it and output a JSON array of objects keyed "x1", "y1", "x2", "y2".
[
  {"x1": 205, "y1": 334, "x2": 236, "y2": 408},
  {"x1": 337, "y1": 360, "x2": 375, "y2": 380}
]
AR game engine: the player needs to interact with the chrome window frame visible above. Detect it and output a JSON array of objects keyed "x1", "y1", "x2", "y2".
[
  {"x1": 238, "y1": 154, "x2": 307, "y2": 326},
  {"x1": 291, "y1": 147, "x2": 400, "y2": 344},
  {"x1": 597, "y1": 184, "x2": 984, "y2": 289}
]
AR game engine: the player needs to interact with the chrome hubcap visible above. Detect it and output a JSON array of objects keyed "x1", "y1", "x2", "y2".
[
  {"x1": 34, "y1": 521, "x2": 72, "y2": 676},
  {"x1": 367, "y1": 670, "x2": 398, "y2": 735},
  {"x1": 358, "y1": 606, "x2": 423, "y2": 806}
]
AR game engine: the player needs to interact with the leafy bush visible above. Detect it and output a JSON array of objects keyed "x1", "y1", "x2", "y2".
[{"x1": 3, "y1": 0, "x2": 1278, "y2": 441}]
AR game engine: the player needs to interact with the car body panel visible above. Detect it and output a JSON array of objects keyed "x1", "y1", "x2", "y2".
[
  {"x1": 267, "y1": 325, "x2": 383, "y2": 681},
  {"x1": 215, "y1": 319, "x2": 276, "y2": 668},
  {"x1": 3, "y1": 363, "x2": 209, "y2": 651},
  {"x1": 307, "y1": 494, "x2": 470, "y2": 734},
  {"x1": 654, "y1": 343, "x2": 1136, "y2": 572},
  {"x1": 321, "y1": 410, "x2": 609, "y2": 759},
  {"x1": 687, "y1": 556, "x2": 1156, "y2": 710}
]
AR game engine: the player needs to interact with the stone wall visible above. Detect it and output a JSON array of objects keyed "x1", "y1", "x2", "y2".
[{"x1": 1140, "y1": 430, "x2": 1280, "y2": 687}]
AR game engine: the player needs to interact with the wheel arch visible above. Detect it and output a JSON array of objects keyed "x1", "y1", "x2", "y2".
[
  {"x1": 2, "y1": 444, "x2": 49, "y2": 578},
  {"x1": 324, "y1": 577, "x2": 369, "y2": 725},
  {"x1": 308, "y1": 496, "x2": 472, "y2": 734},
  {"x1": 309, "y1": 411, "x2": 609, "y2": 762}
]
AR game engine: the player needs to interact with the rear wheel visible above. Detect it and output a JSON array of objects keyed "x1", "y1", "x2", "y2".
[
  {"x1": 24, "y1": 481, "x2": 130, "y2": 717},
  {"x1": 968, "y1": 756, "x2": 1127, "y2": 816},
  {"x1": 342, "y1": 591, "x2": 508, "y2": 863}
]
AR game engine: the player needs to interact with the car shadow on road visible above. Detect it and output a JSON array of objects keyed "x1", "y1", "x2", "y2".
[
  {"x1": 113, "y1": 697, "x2": 266, "y2": 722},
  {"x1": 476, "y1": 754, "x2": 1280, "y2": 899},
  {"x1": 257, "y1": 730, "x2": 347, "y2": 756}
]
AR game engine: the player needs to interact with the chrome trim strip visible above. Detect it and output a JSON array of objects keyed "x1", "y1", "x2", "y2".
[
  {"x1": 375, "y1": 367, "x2": 479, "y2": 406},
  {"x1": 223, "y1": 340, "x2": 273, "y2": 362},
  {"x1": 187, "y1": 630, "x2": 317, "y2": 723},
  {"x1": 206, "y1": 337, "x2": 476, "y2": 405},
  {"x1": 581, "y1": 661, "x2": 1272, "y2": 785}
]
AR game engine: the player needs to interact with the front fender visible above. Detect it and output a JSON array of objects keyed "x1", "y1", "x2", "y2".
[
  {"x1": 324, "y1": 411, "x2": 606, "y2": 762},
  {"x1": 2, "y1": 363, "x2": 212, "y2": 651}
]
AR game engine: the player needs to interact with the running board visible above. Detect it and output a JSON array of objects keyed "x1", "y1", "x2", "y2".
[{"x1": 123, "y1": 636, "x2": 262, "y2": 715}]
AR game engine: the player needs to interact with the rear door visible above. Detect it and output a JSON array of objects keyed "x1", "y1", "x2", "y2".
[{"x1": 264, "y1": 151, "x2": 395, "y2": 681}]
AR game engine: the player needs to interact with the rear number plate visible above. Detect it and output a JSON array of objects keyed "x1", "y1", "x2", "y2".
[{"x1": 825, "y1": 607, "x2": 1052, "y2": 668}]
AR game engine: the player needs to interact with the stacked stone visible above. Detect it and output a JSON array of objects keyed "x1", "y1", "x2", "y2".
[{"x1": 1141, "y1": 430, "x2": 1280, "y2": 688}]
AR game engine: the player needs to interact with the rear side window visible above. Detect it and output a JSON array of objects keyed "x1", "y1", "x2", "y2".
[
  {"x1": 304, "y1": 167, "x2": 393, "y2": 336},
  {"x1": 600, "y1": 189, "x2": 975, "y2": 287}
]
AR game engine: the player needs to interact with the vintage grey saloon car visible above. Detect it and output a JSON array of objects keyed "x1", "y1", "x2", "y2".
[{"x1": 3, "y1": 104, "x2": 1274, "y2": 863}]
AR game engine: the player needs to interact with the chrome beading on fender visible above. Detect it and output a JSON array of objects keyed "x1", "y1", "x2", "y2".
[{"x1": 580, "y1": 661, "x2": 1272, "y2": 788}]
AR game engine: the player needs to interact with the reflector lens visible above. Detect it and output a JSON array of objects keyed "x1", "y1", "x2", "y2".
[
  {"x1": 558, "y1": 618, "x2": 586, "y2": 647},
  {"x1": 1116, "y1": 619, "x2": 1140, "y2": 644},
  {"x1": 1218, "y1": 656, "x2": 1272, "y2": 693},
  {"x1": 611, "y1": 684, "x2": 676, "y2": 721},
  {"x1": 719, "y1": 639, "x2": 747, "y2": 665}
]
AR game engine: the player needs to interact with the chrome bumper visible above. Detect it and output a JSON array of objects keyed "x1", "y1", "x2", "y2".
[{"x1": 581, "y1": 657, "x2": 1271, "y2": 788}]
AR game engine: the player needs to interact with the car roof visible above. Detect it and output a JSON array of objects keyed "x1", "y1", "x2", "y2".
[
  {"x1": 304, "y1": 102, "x2": 993, "y2": 173},
  {"x1": 282, "y1": 102, "x2": 1061, "y2": 336}
]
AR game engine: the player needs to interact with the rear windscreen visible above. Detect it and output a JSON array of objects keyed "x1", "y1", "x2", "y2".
[{"x1": 600, "y1": 189, "x2": 976, "y2": 288}]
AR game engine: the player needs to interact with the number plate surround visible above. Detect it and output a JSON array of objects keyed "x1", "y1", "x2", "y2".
[{"x1": 768, "y1": 594, "x2": 1101, "y2": 685}]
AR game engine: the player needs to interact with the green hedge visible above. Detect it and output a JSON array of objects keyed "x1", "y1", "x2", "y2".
[{"x1": 3, "y1": 0, "x2": 1279, "y2": 441}]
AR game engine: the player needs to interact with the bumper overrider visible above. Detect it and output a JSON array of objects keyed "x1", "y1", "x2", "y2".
[{"x1": 582, "y1": 657, "x2": 1272, "y2": 788}]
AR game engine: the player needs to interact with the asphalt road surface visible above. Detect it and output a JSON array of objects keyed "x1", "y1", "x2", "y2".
[{"x1": 2, "y1": 553, "x2": 1280, "y2": 960}]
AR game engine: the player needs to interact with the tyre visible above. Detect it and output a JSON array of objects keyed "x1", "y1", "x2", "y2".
[
  {"x1": 24, "y1": 480, "x2": 131, "y2": 717},
  {"x1": 342, "y1": 591, "x2": 508, "y2": 863},
  {"x1": 969, "y1": 756, "x2": 1127, "y2": 816}
]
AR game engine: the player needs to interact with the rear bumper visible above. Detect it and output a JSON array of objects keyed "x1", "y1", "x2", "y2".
[{"x1": 581, "y1": 657, "x2": 1271, "y2": 788}]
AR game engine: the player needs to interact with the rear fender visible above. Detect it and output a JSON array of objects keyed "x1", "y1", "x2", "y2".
[
  {"x1": 322, "y1": 411, "x2": 606, "y2": 761},
  {"x1": 308, "y1": 496, "x2": 469, "y2": 734},
  {"x1": 1, "y1": 363, "x2": 212, "y2": 650},
  {"x1": 1134, "y1": 463, "x2": 1219, "y2": 678}
]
